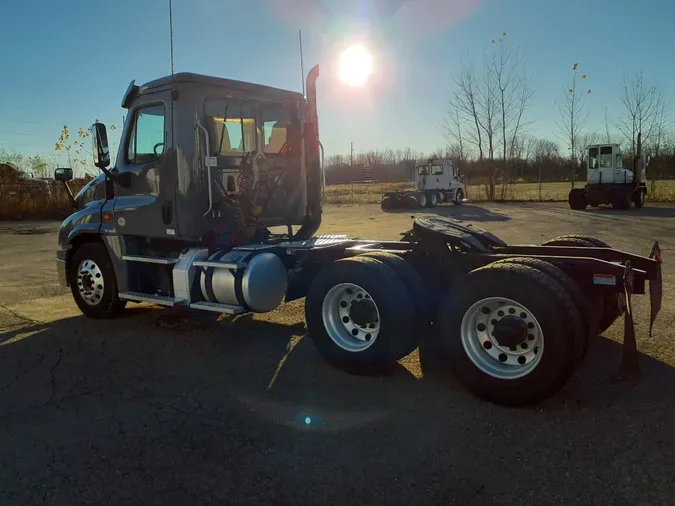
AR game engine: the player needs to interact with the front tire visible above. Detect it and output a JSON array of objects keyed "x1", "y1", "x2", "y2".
[
  {"x1": 69, "y1": 242, "x2": 126, "y2": 319},
  {"x1": 454, "y1": 188, "x2": 464, "y2": 205},
  {"x1": 568, "y1": 188, "x2": 587, "y2": 210},
  {"x1": 436, "y1": 263, "x2": 577, "y2": 406},
  {"x1": 633, "y1": 188, "x2": 645, "y2": 208},
  {"x1": 306, "y1": 257, "x2": 416, "y2": 374}
]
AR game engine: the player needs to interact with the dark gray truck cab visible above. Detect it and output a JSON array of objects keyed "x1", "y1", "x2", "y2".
[{"x1": 57, "y1": 67, "x2": 323, "y2": 305}]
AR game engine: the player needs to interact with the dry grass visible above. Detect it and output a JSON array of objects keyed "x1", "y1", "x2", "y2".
[
  {"x1": 2, "y1": 179, "x2": 673, "y2": 220},
  {"x1": 325, "y1": 180, "x2": 675, "y2": 204},
  {"x1": 0, "y1": 182, "x2": 86, "y2": 221}
]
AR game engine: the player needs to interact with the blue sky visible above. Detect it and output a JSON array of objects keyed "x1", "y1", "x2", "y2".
[{"x1": 1, "y1": 0, "x2": 673, "y2": 167}]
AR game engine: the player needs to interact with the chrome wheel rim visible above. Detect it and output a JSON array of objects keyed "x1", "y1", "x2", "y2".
[
  {"x1": 460, "y1": 297, "x2": 544, "y2": 379},
  {"x1": 322, "y1": 283, "x2": 380, "y2": 352},
  {"x1": 77, "y1": 259, "x2": 105, "y2": 306},
  {"x1": 419, "y1": 194, "x2": 427, "y2": 207},
  {"x1": 430, "y1": 193, "x2": 437, "y2": 205}
]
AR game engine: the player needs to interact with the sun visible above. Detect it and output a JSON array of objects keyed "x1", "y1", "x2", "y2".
[{"x1": 339, "y1": 45, "x2": 373, "y2": 87}]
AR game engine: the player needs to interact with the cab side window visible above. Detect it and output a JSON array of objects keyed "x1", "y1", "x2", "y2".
[
  {"x1": 127, "y1": 104, "x2": 166, "y2": 165},
  {"x1": 431, "y1": 164, "x2": 444, "y2": 175}
]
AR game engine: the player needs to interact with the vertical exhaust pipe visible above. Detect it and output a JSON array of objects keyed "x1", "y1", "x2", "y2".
[{"x1": 296, "y1": 65, "x2": 322, "y2": 240}]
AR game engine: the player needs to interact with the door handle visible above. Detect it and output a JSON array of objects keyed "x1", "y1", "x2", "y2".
[{"x1": 162, "y1": 201, "x2": 172, "y2": 225}]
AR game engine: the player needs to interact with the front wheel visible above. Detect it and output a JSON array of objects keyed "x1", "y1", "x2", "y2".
[
  {"x1": 568, "y1": 188, "x2": 587, "y2": 210},
  {"x1": 633, "y1": 188, "x2": 645, "y2": 208},
  {"x1": 69, "y1": 242, "x2": 126, "y2": 318},
  {"x1": 454, "y1": 188, "x2": 464, "y2": 205}
]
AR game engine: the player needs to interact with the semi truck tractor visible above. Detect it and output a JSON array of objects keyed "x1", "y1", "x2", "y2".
[
  {"x1": 381, "y1": 158, "x2": 465, "y2": 209},
  {"x1": 569, "y1": 137, "x2": 649, "y2": 210},
  {"x1": 54, "y1": 66, "x2": 662, "y2": 406}
]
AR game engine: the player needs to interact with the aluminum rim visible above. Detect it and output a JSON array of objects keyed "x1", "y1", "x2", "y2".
[
  {"x1": 76, "y1": 259, "x2": 105, "y2": 306},
  {"x1": 460, "y1": 297, "x2": 544, "y2": 379},
  {"x1": 430, "y1": 193, "x2": 438, "y2": 206},
  {"x1": 321, "y1": 283, "x2": 380, "y2": 352},
  {"x1": 419, "y1": 194, "x2": 427, "y2": 207}
]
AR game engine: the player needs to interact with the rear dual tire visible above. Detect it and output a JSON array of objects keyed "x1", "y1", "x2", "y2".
[
  {"x1": 431, "y1": 263, "x2": 579, "y2": 406},
  {"x1": 541, "y1": 235, "x2": 620, "y2": 334},
  {"x1": 306, "y1": 255, "x2": 429, "y2": 375}
]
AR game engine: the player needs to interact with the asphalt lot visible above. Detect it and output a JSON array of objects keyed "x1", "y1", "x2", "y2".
[{"x1": 1, "y1": 202, "x2": 674, "y2": 505}]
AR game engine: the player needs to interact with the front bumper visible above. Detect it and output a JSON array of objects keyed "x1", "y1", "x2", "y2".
[{"x1": 56, "y1": 248, "x2": 69, "y2": 287}]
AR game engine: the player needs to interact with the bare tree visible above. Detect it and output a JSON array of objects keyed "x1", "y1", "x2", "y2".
[
  {"x1": 645, "y1": 104, "x2": 669, "y2": 157},
  {"x1": 533, "y1": 139, "x2": 559, "y2": 199},
  {"x1": 604, "y1": 108, "x2": 613, "y2": 143},
  {"x1": 554, "y1": 63, "x2": 591, "y2": 186},
  {"x1": 450, "y1": 60, "x2": 485, "y2": 161},
  {"x1": 443, "y1": 94, "x2": 466, "y2": 169},
  {"x1": 444, "y1": 35, "x2": 533, "y2": 200},
  {"x1": 488, "y1": 39, "x2": 534, "y2": 168},
  {"x1": 616, "y1": 71, "x2": 665, "y2": 154}
]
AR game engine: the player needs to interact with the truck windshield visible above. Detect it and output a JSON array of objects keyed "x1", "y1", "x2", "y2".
[
  {"x1": 588, "y1": 147, "x2": 598, "y2": 169},
  {"x1": 599, "y1": 146, "x2": 613, "y2": 168}
]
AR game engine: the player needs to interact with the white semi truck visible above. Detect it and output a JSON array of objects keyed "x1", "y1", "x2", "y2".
[
  {"x1": 569, "y1": 136, "x2": 649, "y2": 210},
  {"x1": 381, "y1": 158, "x2": 465, "y2": 209}
]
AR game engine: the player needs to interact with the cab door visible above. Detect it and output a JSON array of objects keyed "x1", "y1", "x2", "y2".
[
  {"x1": 448, "y1": 161, "x2": 460, "y2": 189},
  {"x1": 111, "y1": 90, "x2": 176, "y2": 238}
]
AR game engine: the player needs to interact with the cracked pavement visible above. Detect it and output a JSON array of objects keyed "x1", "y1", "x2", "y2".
[{"x1": 1, "y1": 204, "x2": 675, "y2": 505}]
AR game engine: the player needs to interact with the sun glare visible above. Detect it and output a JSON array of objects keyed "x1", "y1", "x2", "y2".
[{"x1": 339, "y1": 45, "x2": 373, "y2": 87}]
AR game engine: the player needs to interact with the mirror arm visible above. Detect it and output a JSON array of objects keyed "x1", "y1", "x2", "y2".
[{"x1": 59, "y1": 180, "x2": 76, "y2": 208}]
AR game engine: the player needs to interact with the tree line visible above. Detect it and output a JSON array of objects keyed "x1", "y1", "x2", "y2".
[{"x1": 326, "y1": 34, "x2": 673, "y2": 197}]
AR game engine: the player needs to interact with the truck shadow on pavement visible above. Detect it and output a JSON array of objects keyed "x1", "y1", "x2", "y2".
[
  {"x1": 1, "y1": 307, "x2": 675, "y2": 503},
  {"x1": 383, "y1": 204, "x2": 511, "y2": 222},
  {"x1": 582, "y1": 205, "x2": 675, "y2": 218}
]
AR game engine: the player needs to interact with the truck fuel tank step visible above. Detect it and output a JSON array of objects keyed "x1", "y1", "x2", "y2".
[
  {"x1": 119, "y1": 291, "x2": 185, "y2": 307},
  {"x1": 192, "y1": 260, "x2": 241, "y2": 270},
  {"x1": 122, "y1": 255, "x2": 179, "y2": 265},
  {"x1": 189, "y1": 301, "x2": 246, "y2": 314}
]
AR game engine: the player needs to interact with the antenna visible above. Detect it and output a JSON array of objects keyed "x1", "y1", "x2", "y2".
[
  {"x1": 299, "y1": 30, "x2": 305, "y2": 96},
  {"x1": 168, "y1": 0, "x2": 175, "y2": 78}
]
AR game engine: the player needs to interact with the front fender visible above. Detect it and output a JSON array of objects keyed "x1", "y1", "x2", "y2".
[
  {"x1": 57, "y1": 202, "x2": 104, "y2": 247},
  {"x1": 56, "y1": 202, "x2": 104, "y2": 287}
]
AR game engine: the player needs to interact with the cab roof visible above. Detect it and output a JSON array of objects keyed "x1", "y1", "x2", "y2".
[{"x1": 139, "y1": 72, "x2": 305, "y2": 102}]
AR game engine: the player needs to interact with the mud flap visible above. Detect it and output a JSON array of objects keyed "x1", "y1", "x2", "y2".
[
  {"x1": 620, "y1": 261, "x2": 638, "y2": 379},
  {"x1": 648, "y1": 241, "x2": 663, "y2": 337}
]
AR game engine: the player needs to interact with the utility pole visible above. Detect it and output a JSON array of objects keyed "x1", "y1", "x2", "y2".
[{"x1": 299, "y1": 30, "x2": 305, "y2": 96}]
